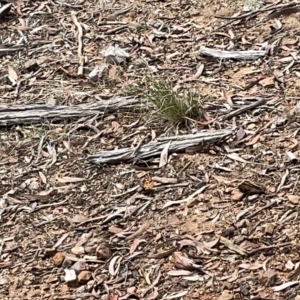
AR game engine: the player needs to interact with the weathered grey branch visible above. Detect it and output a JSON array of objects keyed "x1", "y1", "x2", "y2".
[
  {"x1": 0, "y1": 97, "x2": 142, "y2": 126},
  {"x1": 88, "y1": 128, "x2": 235, "y2": 164},
  {"x1": 199, "y1": 46, "x2": 266, "y2": 60},
  {"x1": 219, "y1": 98, "x2": 267, "y2": 121}
]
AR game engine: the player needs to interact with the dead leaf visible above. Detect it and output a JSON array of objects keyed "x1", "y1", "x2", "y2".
[
  {"x1": 172, "y1": 252, "x2": 202, "y2": 271},
  {"x1": 39, "y1": 171, "x2": 47, "y2": 184},
  {"x1": 259, "y1": 76, "x2": 274, "y2": 87},
  {"x1": 167, "y1": 270, "x2": 193, "y2": 276},
  {"x1": 108, "y1": 255, "x2": 121, "y2": 276},
  {"x1": 130, "y1": 239, "x2": 146, "y2": 254},
  {"x1": 271, "y1": 281, "x2": 300, "y2": 291},
  {"x1": 236, "y1": 127, "x2": 246, "y2": 141},
  {"x1": 125, "y1": 221, "x2": 149, "y2": 241},
  {"x1": 159, "y1": 141, "x2": 171, "y2": 167},
  {"x1": 56, "y1": 176, "x2": 85, "y2": 183},
  {"x1": 212, "y1": 175, "x2": 233, "y2": 184},
  {"x1": 8, "y1": 66, "x2": 18, "y2": 81},
  {"x1": 239, "y1": 262, "x2": 263, "y2": 270},
  {"x1": 245, "y1": 133, "x2": 261, "y2": 146},
  {"x1": 219, "y1": 236, "x2": 247, "y2": 255},
  {"x1": 70, "y1": 215, "x2": 88, "y2": 223},
  {"x1": 238, "y1": 181, "x2": 266, "y2": 195},
  {"x1": 227, "y1": 153, "x2": 249, "y2": 163}
]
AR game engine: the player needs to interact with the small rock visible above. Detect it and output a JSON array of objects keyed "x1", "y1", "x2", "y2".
[
  {"x1": 24, "y1": 59, "x2": 39, "y2": 70},
  {"x1": 72, "y1": 260, "x2": 87, "y2": 273},
  {"x1": 240, "y1": 285, "x2": 250, "y2": 296},
  {"x1": 77, "y1": 271, "x2": 92, "y2": 284},
  {"x1": 241, "y1": 228, "x2": 248, "y2": 235},
  {"x1": 64, "y1": 269, "x2": 77, "y2": 286},
  {"x1": 62, "y1": 254, "x2": 77, "y2": 268},
  {"x1": 44, "y1": 248, "x2": 56, "y2": 258},
  {"x1": 222, "y1": 282, "x2": 233, "y2": 290},
  {"x1": 84, "y1": 246, "x2": 96, "y2": 254},
  {"x1": 288, "y1": 194, "x2": 299, "y2": 205},
  {"x1": 0, "y1": 276, "x2": 8, "y2": 285},
  {"x1": 222, "y1": 226, "x2": 235, "y2": 237},
  {"x1": 217, "y1": 290, "x2": 233, "y2": 300},
  {"x1": 52, "y1": 252, "x2": 65, "y2": 267},
  {"x1": 285, "y1": 260, "x2": 295, "y2": 271},
  {"x1": 247, "y1": 123, "x2": 256, "y2": 130},
  {"x1": 265, "y1": 223, "x2": 276, "y2": 235},
  {"x1": 259, "y1": 269, "x2": 277, "y2": 287},
  {"x1": 96, "y1": 245, "x2": 112, "y2": 260},
  {"x1": 231, "y1": 189, "x2": 244, "y2": 201},
  {"x1": 71, "y1": 246, "x2": 85, "y2": 256}
]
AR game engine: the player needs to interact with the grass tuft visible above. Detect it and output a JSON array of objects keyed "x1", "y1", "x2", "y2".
[{"x1": 127, "y1": 77, "x2": 201, "y2": 124}]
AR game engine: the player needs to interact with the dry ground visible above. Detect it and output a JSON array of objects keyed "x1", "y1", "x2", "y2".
[{"x1": 1, "y1": 0, "x2": 300, "y2": 299}]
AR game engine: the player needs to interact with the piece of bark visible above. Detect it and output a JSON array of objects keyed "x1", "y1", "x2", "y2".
[
  {"x1": 88, "y1": 128, "x2": 234, "y2": 164},
  {"x1": 0, "y1": 97, "x2": 141, "y2": 126},
  {"x1": 199, "y1": 46, "x2": 266, "y2": 60}
]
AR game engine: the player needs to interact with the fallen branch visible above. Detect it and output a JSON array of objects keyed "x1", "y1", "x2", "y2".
[
  {"x1": 0, "y1": 96, "x2": 142, "y2": 126},
  {"x1": 215, "y1": 0, "x2": 294, "y2": 20},
  {"x1": 199, "y1": 46, "x2": 265, "y2": 60},
  {"x1": 219, "y1": 98, "x2": 267, "y2": 121},
  {"x1": 0, "y1": 44, "x2": 24, "y2": 57},
  {"x1": 88, "y1": 128, "x2": 235, "y2": 164}
]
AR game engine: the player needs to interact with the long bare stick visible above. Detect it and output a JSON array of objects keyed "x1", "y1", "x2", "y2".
[{"x1": 71, "y1": 11, "x2": 84, "y2": 75}]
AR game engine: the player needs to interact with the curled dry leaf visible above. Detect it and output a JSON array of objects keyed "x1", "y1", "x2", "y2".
[
  {"x1": 239, "y1": 262, "x2": 263, "y2": 270},
  {"x1": 109, "y1": 255, "x2": 122, "y2": 276},
  {"x1": 172, "y1": 252, "x2": 202, "y2": 271}
]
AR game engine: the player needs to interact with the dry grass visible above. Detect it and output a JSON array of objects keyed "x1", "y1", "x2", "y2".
[{"x1": 126, "y1": 77, "x2": 201, "y2": 124}]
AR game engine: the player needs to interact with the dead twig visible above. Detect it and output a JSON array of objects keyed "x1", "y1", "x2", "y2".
[
  {"x1": 71, "y1": 11, "x2": 84, "y2": 75},
  {"x1": 247, "y1": 242, "x2": 293, "y2": 255},
  {"x1": 219, "y1": 98, "x2": 267, "y2": 121},
  {"x1": 0, "y1": 97, "x2": 142, "y2": 126},
  {"x1": 199, "y1": 46, "x2": 266, "y2": 60}
]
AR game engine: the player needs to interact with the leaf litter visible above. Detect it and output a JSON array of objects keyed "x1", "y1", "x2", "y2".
[{"x1": 1, "y1": 0, "x2": 300, "y2": 299}]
